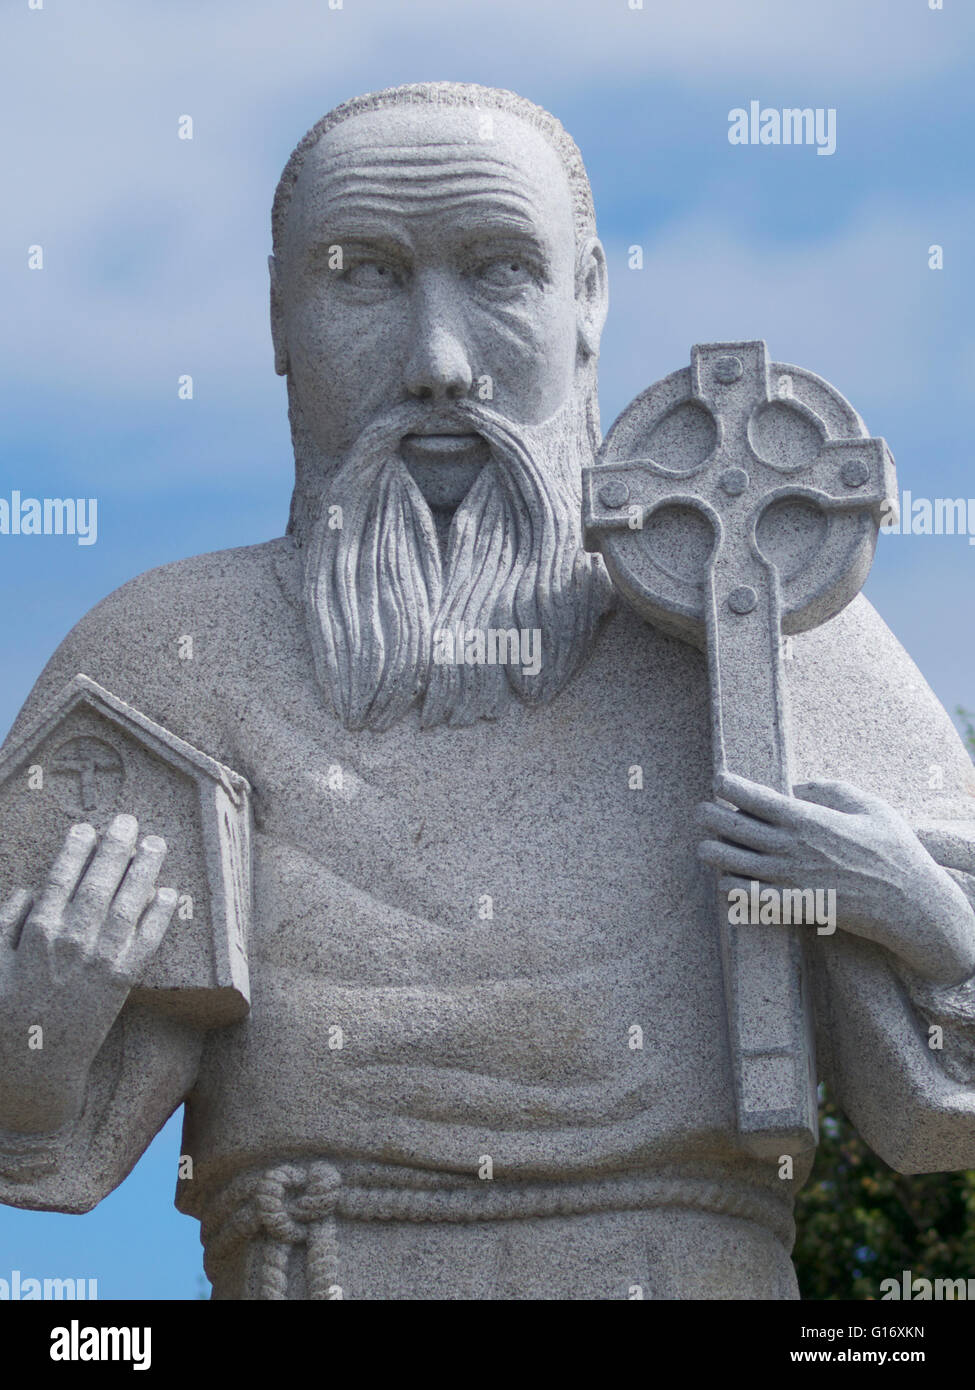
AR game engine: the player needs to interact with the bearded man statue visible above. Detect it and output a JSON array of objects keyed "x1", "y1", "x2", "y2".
[{"x1": 2, "y1": 82, "x2": 975, "y2": 1302}]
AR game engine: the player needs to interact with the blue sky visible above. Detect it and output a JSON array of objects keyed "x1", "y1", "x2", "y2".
[{"x1": 1, "y1": 0, "x2": 973, "y2": 1298}]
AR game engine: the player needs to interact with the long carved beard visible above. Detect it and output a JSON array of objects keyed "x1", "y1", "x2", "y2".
[{"x1": 302, "y1": 397, "x2": 614, "y2": 731}]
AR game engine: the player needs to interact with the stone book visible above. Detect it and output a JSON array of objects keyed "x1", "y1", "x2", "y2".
[{"x1": 0, "y1": 675, "x2": 251, "y2": 1026}]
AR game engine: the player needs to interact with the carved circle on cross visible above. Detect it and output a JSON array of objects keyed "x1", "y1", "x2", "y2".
[{"x1": 583, "y1": 346, "x2": 894, "y2": 648}]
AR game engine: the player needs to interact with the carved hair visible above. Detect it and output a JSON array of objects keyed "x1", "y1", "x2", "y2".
[{"x1": 303, "y1": 398, "x2": 615, "y2": 730}]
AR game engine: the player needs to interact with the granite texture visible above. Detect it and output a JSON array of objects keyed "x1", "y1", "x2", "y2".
[{"x1": 1, "y1": 82, "x2": 975, "y2": 1300}]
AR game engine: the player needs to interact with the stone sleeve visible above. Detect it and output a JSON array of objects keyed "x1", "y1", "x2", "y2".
[
  {"x1": 0, "y1": 1002, "x2": 202, "y2": 1213},
  {"x1": 893, "y1": 860, "x2": 975, "y2": 1085},
  {"x1": 0, "y1": 572, "x2": 228, "y2": 1211},
  {"x1": 810, "y1": 819, "x2": 975, "y2": 1173},
  {"x1": 0, "y1": 1121, "x2": 70, "y2": 1183}
]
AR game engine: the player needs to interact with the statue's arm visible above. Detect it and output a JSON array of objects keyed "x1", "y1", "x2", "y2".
[
  {"x1": 0, "y1": 602, "x2": 205, "y2": 1212},
  {"x1": 759, "y1": 594, "x2": 975, "y2": 1171},
  {"x1": 812, "y1": 822, "x2": 975, "y2": 1174},
  {"x1": 889, "y1": 825, "x2": 975, "y2": 1079},
  {"x1": 0, "y1": 1001, "x2": 202, "y2": 1213}
]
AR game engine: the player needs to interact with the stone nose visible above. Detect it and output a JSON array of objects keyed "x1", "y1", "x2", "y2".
[{"x1": 402, "y1": 272, "x2": 474, "y2": 403}]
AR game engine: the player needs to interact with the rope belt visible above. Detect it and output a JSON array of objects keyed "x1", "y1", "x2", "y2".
[
  {"x1": 203, "y1": 1162, "x2": 342, "y2": 1300},
  {"x1": 199, "y1": 1159, "x2": 795, "y2": 1298}
]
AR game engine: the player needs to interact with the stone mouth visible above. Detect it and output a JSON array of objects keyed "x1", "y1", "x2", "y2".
[
  {"x1": 399, "y1": 433, "x2": 490, "y2": 510},
  {"x1": 400, "y1": 431, "x2": 484, "y2": 456}
]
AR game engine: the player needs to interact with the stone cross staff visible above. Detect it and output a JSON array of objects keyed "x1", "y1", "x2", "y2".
[{"x1": 583, "y1": 341, "x2": 898, "y2": 1158}]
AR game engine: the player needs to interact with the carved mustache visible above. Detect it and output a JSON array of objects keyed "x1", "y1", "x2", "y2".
[{"x1": 347, "y1": 401, "x2": 545, "y2": 473}]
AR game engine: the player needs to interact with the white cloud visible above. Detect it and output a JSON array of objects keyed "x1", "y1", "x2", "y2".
[
  {"x1": 597, "y1": 197, "x2": 973, "y2": 431},
  {"x1": 4, "y1": 0, "x2": 968, "y2": 265},
  {"x1": 2, "y1": 0, "x2": 969, "y2": 484}
]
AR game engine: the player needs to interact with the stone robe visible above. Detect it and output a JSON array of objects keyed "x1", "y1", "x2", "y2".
[{"x1": 2, "y1": 536, "x2": 975, "y2": 1299}]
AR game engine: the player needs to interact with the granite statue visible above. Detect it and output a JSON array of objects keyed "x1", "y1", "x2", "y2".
[{"x1": 2, "y1": 82, "x2": 975, "y2": 1301}]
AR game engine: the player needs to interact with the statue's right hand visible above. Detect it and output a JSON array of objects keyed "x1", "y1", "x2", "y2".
[{"x1": 0, "y1": 814, "x2": 177, "y2": 1134}]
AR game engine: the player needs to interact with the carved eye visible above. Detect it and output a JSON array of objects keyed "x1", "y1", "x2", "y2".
[
  {"x1": 475, "y1": 258, "x2": 536, "y2": 289},
  {"x1": 343, "y1": 260, "x2": 402, "y2": 291}
]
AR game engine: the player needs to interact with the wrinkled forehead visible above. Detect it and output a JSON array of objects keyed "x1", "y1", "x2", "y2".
[{"x1": 282, "y1": 105, "x2": 577, "y2": 259}]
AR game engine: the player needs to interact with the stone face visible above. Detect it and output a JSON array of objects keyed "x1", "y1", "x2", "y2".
[{"x1": 2, "y1": 83, "x2": 975, "y2": 1301}]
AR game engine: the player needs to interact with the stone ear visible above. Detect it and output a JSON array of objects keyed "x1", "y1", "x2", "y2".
[
  {"x1": 269, "y1": 255, "x2": 290, "y2": 376},
  {"x1": 575, "y1": 237, "x2": 608, "y2": 359}
]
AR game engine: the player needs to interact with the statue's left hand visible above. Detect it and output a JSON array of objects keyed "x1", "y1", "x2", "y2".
[{"x1": 696, "y1": 771, "x2": 975, "y2": 988}]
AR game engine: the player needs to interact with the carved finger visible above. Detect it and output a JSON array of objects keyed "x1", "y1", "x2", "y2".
[
  {"x1": 28, "y1": 822, "x2": 98, "y2": 940},
  {"x1": 714, "y1": 771, "x2": 799, "y2": 828},
  {"x1": 120, "y1": 887, "x2": 179, "y2": 980},
  {"x1": 99, "y1": 836, "x2": 168, "y2": 955},
  {"x1": 67, "y1": 814, "x2": 139, "y2": 945},
  {"x1": 793, "y1": 779, "x2": 871, "y2": 815},
  {"x1": 698, "y1": 839, "x2": 792, "y2": 881},
  {"x1": 696, "y1": 803, "x2": 791, "y2": 853},
  {"x1": 0, "y1": 889, "x2": 33, "y2": 950}
]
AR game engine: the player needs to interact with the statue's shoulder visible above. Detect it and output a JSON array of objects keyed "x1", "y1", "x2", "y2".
[
  {"x1": 58, "y1": 534, "x2": 296, "y2": 656},
  {"x1": 92, "y1": 535, "x2": 293, "y2": 616},
  {"x1": 791, "y1": 592, "x2": 975, "y2": 807},
  {"x1": 4, "y1": 537, "x2": 299, "y2": 749},
  {"x1": 796, "y1": 591, "x2": 925, "y2": 694}
]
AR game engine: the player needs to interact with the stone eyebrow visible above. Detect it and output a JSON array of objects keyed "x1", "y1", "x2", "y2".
[
  {"x1": 302, "y1": 222, "x2": 552, "y2": 276},
  {"x1": 455, "y1": 223, "x2": 554, "y2": 268},
  {"x1": 304, "y1": 230, "x2": 412, "y2": 257},
  {"x1": 300, "y1": 230, "x2": 418, "y2": 275},
  {"x1": 301, "y1": 200, "x2": 553, "y2": 264}
]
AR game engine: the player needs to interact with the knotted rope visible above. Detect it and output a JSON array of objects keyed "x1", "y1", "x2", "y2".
[{"x1": 203, "y1": 1161, "x2": 342, "y2": 1299}]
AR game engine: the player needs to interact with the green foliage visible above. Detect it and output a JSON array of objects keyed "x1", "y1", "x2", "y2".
[
  {"x1": 956, "y1": 707, "x2": 975, "y2": 759},
  {"x1": 794, "y1": 706, "x2": 975, "y2": 1299},
  {"x1": 794, "y1": 1092, "x2": 975, "y2": 1299}
]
